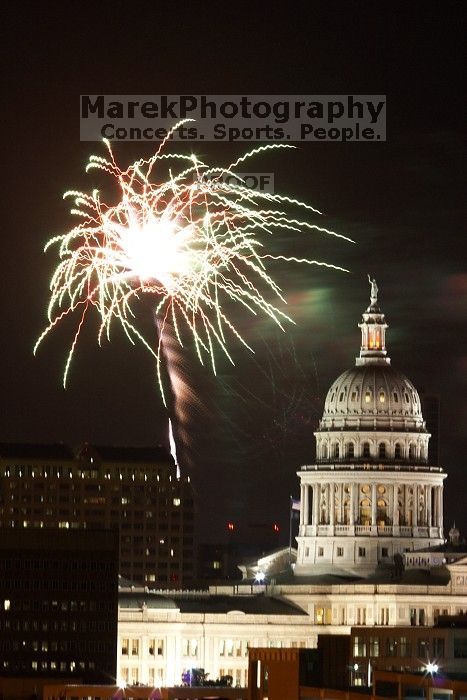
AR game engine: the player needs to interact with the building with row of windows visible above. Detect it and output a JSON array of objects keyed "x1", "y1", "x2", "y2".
[
  {"x1": 0, "y1": 443, "x2": 195, "y2": 587},
  {"x1": 2, "y1": 280, "x2": 465, "y2": 697},
  {"x1": 0, "y1": 528, "x2": 118, "y2": 695},
  {"x1": 115, "y1": 553, "x2": 467, "y2": 687},
  {"x1": 114, "y1": 282, "x2": 466, "y2": 688}
]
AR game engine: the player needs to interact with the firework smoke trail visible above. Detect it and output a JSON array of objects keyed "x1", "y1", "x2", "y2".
[
  {"x1": 35, "y1": 120, "x2": 352, "y2": 411},
  {"x1": 158, "y1": 316, "x2": 200, "y2": 475}
]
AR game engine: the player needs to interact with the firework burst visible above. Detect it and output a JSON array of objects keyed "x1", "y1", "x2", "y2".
[{"x1": 35, "y1": 120, "x2": 351, "y2": 403}]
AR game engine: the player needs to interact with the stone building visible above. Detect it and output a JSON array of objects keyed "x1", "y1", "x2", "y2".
[
  {"x1": 115, "y1": 282, "x2": 466, "y2": 688},
  {"x1": 295, "y1": 280, "x2": 445, "y2": 576}
]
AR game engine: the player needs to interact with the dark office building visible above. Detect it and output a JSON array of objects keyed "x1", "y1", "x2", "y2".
[
  {"x1": 0, "y1": 443, "x2": 195, "y2": 587},
  {"x1": 0, "y1": 528, "x2": 118, "y2": 693}
]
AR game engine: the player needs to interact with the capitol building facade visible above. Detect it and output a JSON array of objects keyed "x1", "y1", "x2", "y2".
[
  {"x1": 295, "y1": 279, "x2": 445, "y2": 576},
  {"x1": 117, "y1": 281, "x2": 467, "y2": 688}
]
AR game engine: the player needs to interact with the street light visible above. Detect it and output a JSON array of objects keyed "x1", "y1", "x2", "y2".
[{"x1": 426, "y1": 662, "x2": 439, "y2": 674}]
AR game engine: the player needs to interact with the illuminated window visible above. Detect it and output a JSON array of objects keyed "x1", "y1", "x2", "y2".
[
  {"x1": 3, "y1": 600, "x2": 10, "y2": 611},
  {"x1": 235, "y1": 640, "x2": 243, "y2": 657},
  {"x1": 365, "y1": 391, "x2": 371, "y2": 403},
  {"x1": 356, "y1": 607, "x2": 367, "y2": 624},
  {"x1": 353, "y1": 636, "x2": 367, "y2": 656},
  {"x1": 189, "y1": 639, "x2": 198, "y2": 656},
  {"x1": 399, "y1": 637, "x2": 411, "y2": 656},
  {"x1": 220, "y1": 639, "x2": 234, "y2": 657},
  {"x1": 149, "y1": 639, "x2": 164, "y2": 656},
  {"x1": 173, "y1": 498, "x2": 181, "y2": 506},
  {"x1": 131, "y1": 639, "x2": 139, "y2": 656},
  {"x1": 379, "y1": 391, "x2": 385, "y2": 403},
  {"x1": 369, "y1": 636, "x2": 380, "y2": 656}
]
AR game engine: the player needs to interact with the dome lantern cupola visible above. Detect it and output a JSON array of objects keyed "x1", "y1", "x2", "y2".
[{"x1": 356, "y1": 275, "x2": 389, "y2": 366}]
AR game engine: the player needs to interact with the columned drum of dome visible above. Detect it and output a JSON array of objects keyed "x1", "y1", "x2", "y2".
[{"x1": 294, "y1": 280, "x2": 446, "y2": 577}]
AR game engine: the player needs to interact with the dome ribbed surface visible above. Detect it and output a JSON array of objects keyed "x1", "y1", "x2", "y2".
[{"x1": 320, "y1": 364, "x2": 425, "y2": 432}]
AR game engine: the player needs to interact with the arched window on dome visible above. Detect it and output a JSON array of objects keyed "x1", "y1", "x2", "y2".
[
  {"x1": 346, "y1": 442, "x2": 354, "y2": 459},
  {"x1": 333, "y1": 443, "x2": 340, "y2": 459},
  {"x1": 365, "y1": 390, "x2": 372, "y2": 404},
  {"x1": 394, "y1": 443, "x2": 402, "y2": 459},
  {"x1": 393, "y1": 391, "x2": 399, "y2": 403},
  {"x1": 362, "y1": 442, "x2": 370, "y2": 459},
  {"x1": 409, "y1": 444, "x2": 416, "y2": 460},
  {"x1": 379, "y1": 390, "x2": 385, "y2": 403},
  {"x1": 322, "y1": 443, "x2": 328, "y2": 460},
  {"x1": 379, "y1": 443, "x2": 386, "y2": 459}
]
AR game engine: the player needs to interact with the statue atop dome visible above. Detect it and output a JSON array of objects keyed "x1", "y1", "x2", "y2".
[{"x1": 368, "y1": 274, "x2": 378, "y2": 307}]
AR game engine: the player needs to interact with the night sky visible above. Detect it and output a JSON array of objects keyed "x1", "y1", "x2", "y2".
[{"x1": 2, "y1": 3, "x2": 465, "y2": 542}]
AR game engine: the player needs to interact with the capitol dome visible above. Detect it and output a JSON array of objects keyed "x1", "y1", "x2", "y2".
[
  {"x1": 315, "y1": 278, "x2": 429, "y2": 462},
  {"x1": 321, "y1": 364, "x2": 424, "y2": 432},
  {"x1": 294, "y1": 277, "x2": 446, "y2": 578}
]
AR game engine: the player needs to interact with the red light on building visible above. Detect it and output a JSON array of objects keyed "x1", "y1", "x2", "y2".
[
  {"x1": 227, "y1": 522, "x2": 235, "y2": 531},
  {"x1": 273, "y1": 523, "x2": 280, "y2": 532}
]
